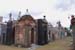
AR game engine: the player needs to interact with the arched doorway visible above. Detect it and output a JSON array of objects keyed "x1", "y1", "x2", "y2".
[{"x1": 31, "y1": 28, "x2": 34, "y2": 44}]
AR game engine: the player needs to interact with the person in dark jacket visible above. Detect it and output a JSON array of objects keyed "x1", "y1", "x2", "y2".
[
  {"x1": 70, "y1": 15, "x2": 75, "y2": 29},
  {"x1": 70, "y1": 15, "x2": 75, "y2": 50}
]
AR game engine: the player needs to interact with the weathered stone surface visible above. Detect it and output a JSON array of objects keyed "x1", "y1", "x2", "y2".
[{"x1": 15, "y1": 15, "x2": 36, "y2": 48}]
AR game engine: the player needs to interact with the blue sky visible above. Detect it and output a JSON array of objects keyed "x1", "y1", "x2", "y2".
[{"x1": 0, "y1": 0, "x2": 75, "y2": 27}]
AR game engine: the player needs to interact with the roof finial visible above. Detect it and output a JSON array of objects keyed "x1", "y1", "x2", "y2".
[
  {"x1": 25, "y1": 9, "x2": 30, "y2": 15},
  {"x1": 9, "y1": 13, "x2": 12, "y2": 21},
  {"x1": 18, "y1": 11, "x2": 21, "y2": 18},
  {"x1": 57, "y1": 21, "x2": 61, "y2": 27},
  {"x1": 26, "y1": 9, "x2": 28, "y2": 13},
  {"x1": 43, "y1": 15, "x2": 46, "y2": 19}
]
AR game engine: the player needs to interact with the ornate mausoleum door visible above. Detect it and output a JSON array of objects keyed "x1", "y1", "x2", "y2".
[{"x1": 24, "y1": 25, "x2": 31, "y2": 47}]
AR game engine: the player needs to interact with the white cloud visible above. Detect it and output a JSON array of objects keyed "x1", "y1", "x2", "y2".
[{"x1": 0, "y1": 0, "x2": 75, "y2": 27}]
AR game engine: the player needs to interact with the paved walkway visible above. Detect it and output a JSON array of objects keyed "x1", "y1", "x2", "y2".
[{"x1": 0, "y1": 37, "x2": 72, "y2": 50}]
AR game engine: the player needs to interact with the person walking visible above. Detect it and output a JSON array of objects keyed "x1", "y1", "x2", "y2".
[{"x1": 70, "y1": 15, "x2": 75, "y2": 50}]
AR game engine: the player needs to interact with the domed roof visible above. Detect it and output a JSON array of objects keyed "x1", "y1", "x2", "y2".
[
  {"x1": 18, "y1": 9, "x2": 35, "y2": 22},
  {"x1": 18, "y1": 14, "x2": 35, "y2": 22}
]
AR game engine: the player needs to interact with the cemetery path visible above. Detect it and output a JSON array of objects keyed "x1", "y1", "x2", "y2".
[
  {"x1": 0, "y1": 37, "x2": 72, "y2": 50},
  {"x1": 36, "y1": 37, "x2": 72, "y2": 50}
]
